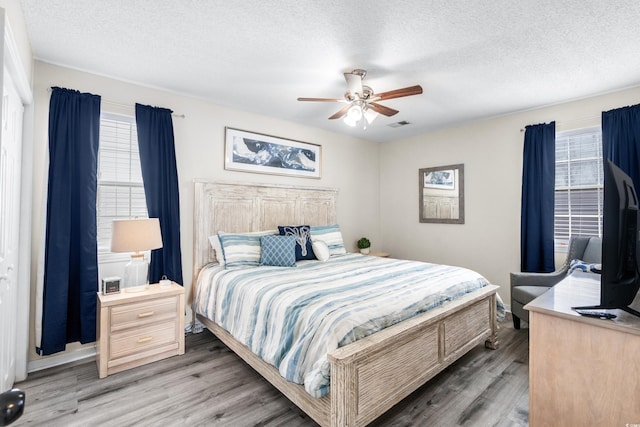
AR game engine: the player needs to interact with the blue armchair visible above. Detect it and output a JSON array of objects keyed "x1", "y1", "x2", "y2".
[{"x1": 510, "y1": 236, "x2": 602, "y2": 329}]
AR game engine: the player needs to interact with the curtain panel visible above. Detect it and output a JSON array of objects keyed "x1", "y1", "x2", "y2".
[
  {"x1": 602, "y1": 103, "x2": 640, "y2": 188},
  {"x1": 37, "y1": 87, "x2": 101, "y2": 355},
  {"x1": 521, "y1": 121, "x2": 556, "y2": 273},
  {"x1": 135, "y1": 104, "x2": 183, "y2": 285}
]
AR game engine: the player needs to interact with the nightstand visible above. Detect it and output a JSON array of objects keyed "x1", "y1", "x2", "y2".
[
  {"x1": 369, "y1": 251, "x2": 390, "y2": 258},
  {"x1": 96, "y1": 283, "x2": 185, "y2": 378}
]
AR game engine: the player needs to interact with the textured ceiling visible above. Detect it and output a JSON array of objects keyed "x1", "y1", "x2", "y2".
[{"x1": 19, "y1": 0, "x2": 640, "y2": 142}]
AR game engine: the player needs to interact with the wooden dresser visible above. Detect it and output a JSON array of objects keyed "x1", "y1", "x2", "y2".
[
  {"x1": 525, "y1": 273, "x2": 640, "y2": 426},
  {"x1": 97, "y1": 283, "x2": 185, "y2": 378}
]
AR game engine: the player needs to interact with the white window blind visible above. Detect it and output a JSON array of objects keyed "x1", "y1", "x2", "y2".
[
  {"x1": 554, "y1": 127, "x2": 603, "y2": 251},
  {"x1": 97, "y1": 113, "x2": 148, "y2": 253}
]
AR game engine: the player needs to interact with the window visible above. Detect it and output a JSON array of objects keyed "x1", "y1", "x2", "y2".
[
  {"x1": 554, "y1": 127, "x2": 603, "y2": 252},
  {"x1": 97, "y1": 113, "x2": 147, "y2": 254}
]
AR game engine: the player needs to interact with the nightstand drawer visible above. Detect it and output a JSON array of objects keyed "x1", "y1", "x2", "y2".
[
  {"x1": 110, "y1": 297, "x2": 177, "y2": 331},
  {"x1": 110, "y1": 320, "x2": 177, "y2": 360}
]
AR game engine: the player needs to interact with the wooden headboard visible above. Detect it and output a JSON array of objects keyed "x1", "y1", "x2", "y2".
[{"x1": 192, "y1": 180, "x2": 338, "y2": 281}]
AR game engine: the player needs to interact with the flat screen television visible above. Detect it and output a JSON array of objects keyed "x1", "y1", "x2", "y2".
[{"x1": 575, "y1": 160, "x2": 640, "y2": 317}]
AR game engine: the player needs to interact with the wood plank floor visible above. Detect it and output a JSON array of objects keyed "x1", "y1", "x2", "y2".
[{"x1": 13, "y1": 314, "x2": 529, "y2": 427}]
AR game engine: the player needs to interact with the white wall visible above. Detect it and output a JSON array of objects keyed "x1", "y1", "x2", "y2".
[
  {"x1": 29, "y1": 61, "x2": 381, "y2": 364},
  {"x1": 380, "y1": 85, "x2": 640, "y2": 306}
]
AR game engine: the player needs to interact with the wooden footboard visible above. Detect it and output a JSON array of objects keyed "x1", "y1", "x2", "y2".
[{"x1": 197, "y1": 284, "x2": 498, "y2": 427}]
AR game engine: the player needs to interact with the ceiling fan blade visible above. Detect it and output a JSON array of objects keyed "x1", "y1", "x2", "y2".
[
  {"x1": 297, "y1": 97, "x2": 343, "y2": 102},
  {"x1": 368, "y1": 102, "x2": 399, "y2": 117},
  {"x1": 328, "y1": 104, "x2": 351, "y2": 120},
  {"x1": 344, "y1": 72, "x2": 363, "y2": 98},
  {"x1": 373, "y1": 85, "x2": 423, "y2": 101}
]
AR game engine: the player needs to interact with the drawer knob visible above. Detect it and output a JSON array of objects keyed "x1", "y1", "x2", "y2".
[
  {"x1": 137, "y1": 311, "x2": 155, "y2": 318},
  {"x1": 137, "y1": 336, "x2": 153, "y2": 344}
]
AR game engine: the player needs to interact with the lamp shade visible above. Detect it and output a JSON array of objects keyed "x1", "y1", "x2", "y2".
[
  {"x1": 363, "y1": 108, "x2": 378, "y2": 125},
  {"x1": 111, "y1": 218, "x2": 163, "y2": 253},
  {"x1": 346, "y1": 104, "x2": 363, "y2": 121}
]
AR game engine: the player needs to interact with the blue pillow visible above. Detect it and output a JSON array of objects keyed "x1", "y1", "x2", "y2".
[
  {"x1": 278, "y1": 225, "x2": 315, "y2": 261},
  {"x1": 568, "y1": 259, "x2": 601, "y2": 274},
  {"x1": 260, "y1": 235, "x2": 296, "y2": 267}
]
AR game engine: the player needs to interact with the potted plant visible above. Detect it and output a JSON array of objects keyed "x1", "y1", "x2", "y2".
[{"x1": 357, "y1": 237, "x2": 371, "y2": 254}]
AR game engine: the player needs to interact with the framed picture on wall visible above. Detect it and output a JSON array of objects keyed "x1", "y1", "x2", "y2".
[
  {"x1": 423, "y1": 169, "x2": 456, "y2": 190},
  {"x1": 224, "y1": 127, "x2": 322, "y2": 179},
  {"x1": 419, "y1": 164, "x2": 465, "y2": 224}
]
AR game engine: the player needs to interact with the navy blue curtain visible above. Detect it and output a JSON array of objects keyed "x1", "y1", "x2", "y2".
[
  {"x1": 521, "y1": 121, "x2": 556, "y2": 273},
  {"x1": 38, "y1": 87, "x2": 101, "y2": 355},
  {"x1": 135, "y1": 104, "x2": 183, "y2": 285},
  {"x1": 602, "y1": 104, "x2": 640, "y2": 188}
]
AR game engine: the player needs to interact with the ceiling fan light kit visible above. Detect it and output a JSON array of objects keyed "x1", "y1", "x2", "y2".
[
  {"x1": 344, "y1": 103, "x2": 378, "y2": 129},
  {"x1": 363, "y1": 107, "x2": 378, "y2": 125},
  {"x1": 298, "y1": 69, "x2": 423, "y2": 130},
  {"x1": 347, "y1": 104, "x2": 363, "y2": 121}
]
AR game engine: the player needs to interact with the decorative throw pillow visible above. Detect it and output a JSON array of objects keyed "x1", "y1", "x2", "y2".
[
  {"x1": 218, "y1": 230, "x2": 277, "y2": 268},
  {"x1": 310, "y1": 224, "x2": 347, "y2": 256},
  {"x1": 568, "y1": 259, "x2": 602, "y2": 274},
  {"x1": 278, "y1": 225, "x2": 316, "y2": 261},
  {"x1": 208, "y1": 235, "x2": 225, "y2": 266},
  {"x1": 260, "y1": 235, "x2": 297, "y2": 267},
  {"x1": 311, "y1": 239, "x2": 330, "y2": 261}
]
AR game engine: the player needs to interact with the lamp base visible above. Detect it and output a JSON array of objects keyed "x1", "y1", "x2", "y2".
[{"x1": 123, "y1": 253, "x2": 149, "y2": 291}]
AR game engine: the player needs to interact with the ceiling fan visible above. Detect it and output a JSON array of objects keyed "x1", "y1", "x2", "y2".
[{"x1": 297, "y1": 69, "x2": 423, "y2": 128}]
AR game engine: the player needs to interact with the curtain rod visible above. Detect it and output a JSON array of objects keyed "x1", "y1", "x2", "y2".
[
  {"x1": 520, "y1": 115, "x2": 601, "y2": 132},
  {"x1": 46, "y1": 87, "x2": 185, "y2": 118},
  {"x1": 102, "y1": 99, "x2": 185, "y2": 119}
]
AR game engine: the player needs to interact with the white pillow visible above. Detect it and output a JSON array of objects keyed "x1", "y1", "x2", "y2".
[
  {"x1": 311, "y1": 239, "x2": 330, "y2": 261},
  {"x1": 208, "y1": 235, "x2": 225, "y2": 266}
]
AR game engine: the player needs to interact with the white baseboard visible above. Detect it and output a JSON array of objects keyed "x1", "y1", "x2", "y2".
[
  {"x1": 27, "y1": 323, "x2": 196, "y2": 374},
  {"x1": 27, "y1": 346, "x2": 96, "y2": 373}
]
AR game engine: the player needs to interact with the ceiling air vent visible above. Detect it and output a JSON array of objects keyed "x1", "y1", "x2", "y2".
[{"x1": 388, "y1": 120, "x2": 411, "y2": 128}]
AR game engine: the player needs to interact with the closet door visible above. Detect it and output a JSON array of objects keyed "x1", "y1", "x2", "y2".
[{"x1": 0, "y1": 67, "x2": 24, "y2": 391}]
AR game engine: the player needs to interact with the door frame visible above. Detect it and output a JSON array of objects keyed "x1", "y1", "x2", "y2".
[{"x1": 1, "y1": 8, "x2": 33, "y2": 383}]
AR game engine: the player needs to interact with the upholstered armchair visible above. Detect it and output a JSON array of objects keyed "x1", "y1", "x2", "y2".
[{"x1": 510, "y1": 236, "x2": 602, "y2": 329}]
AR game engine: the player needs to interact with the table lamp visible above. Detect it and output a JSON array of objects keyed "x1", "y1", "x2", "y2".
[{"x1": 111, "y1": 218, "x2": 163, "y2": 292}]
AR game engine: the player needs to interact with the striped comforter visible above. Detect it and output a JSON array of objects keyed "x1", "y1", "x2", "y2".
[{"x1": 193, "y1": 253, "x2": 502, "y2": 398}]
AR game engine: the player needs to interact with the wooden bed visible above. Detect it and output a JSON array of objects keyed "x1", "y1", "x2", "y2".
[{"x1": 192, "y1": 180, "x2": 499, "y2": 427}]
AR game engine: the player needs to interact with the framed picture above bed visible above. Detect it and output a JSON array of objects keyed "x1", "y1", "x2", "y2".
[
  {"x1": 419, "y1": 163, "x2": 465, "y2": 224},
  {"x1": 224, "y1": 127, "x2": 321, "y2": 179}
]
